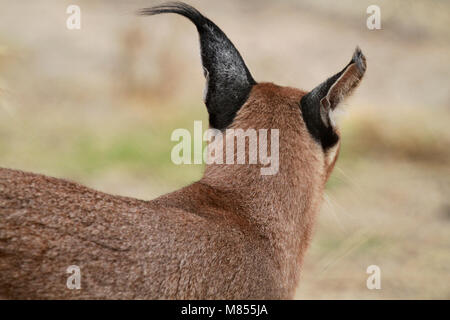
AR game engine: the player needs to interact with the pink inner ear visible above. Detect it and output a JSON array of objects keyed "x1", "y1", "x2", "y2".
[
  {"x1": 318, "y1": 56, "x2": 366, "y2": 129},
  {"x1": 319, "y1": 97, "x2": 332, "y2": 127},
  {"x1": 326, "y1": 61, "x2": 365, "y2": 111}
]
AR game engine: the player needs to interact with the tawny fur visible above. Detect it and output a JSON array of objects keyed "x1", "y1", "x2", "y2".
[{"x1": 0, "y1": 83, "x2": 333, "y2": 299}]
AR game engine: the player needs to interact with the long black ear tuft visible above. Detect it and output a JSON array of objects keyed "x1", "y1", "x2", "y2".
[
  {"x1": 300, "y1": 47, "x2": 366, "y2": 150},
  {"x1": 139, "y1": 2, "x2": 256, "y2": 130}
]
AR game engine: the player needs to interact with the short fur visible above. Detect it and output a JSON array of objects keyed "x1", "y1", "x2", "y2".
[{"x1": 0, "y1": 3, "x2": 366, "y2": 299}]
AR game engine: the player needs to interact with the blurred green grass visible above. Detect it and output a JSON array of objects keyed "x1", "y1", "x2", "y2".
[{"x1": 0, "y1": 102, "x2": 208, "y2": 196}]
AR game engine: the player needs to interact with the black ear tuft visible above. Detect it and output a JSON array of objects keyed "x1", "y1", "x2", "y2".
[
  {"x1": 300, "y1": 47, "x2": 366, "y2": 150},
  {"x1": 139, "y1": 2, "x2": 256, "y2": 130}
]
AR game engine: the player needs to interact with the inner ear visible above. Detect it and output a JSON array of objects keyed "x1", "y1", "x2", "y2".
[
  {"x1": 300, "y1": 47, "x2": 366, "y2": 149},
  {"x1": 321, "y1": 55, "x2": 366, "y2": 115}
]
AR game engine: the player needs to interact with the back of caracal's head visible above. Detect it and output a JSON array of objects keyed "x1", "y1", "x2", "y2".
[{"x1": 140, "y1": 2, "x2": 366, "y2": 187}]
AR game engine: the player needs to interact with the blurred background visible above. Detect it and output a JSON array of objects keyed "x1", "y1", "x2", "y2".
[{"x1": 0, "y1": 0, "x2": 449, "y2": 299}]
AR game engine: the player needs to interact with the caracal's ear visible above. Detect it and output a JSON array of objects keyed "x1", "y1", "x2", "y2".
[
  {"x1": 300, "y1": 47, "x2": 367, "y2": 149},
  {"x1": 139, "y1": 2, "x2": 256, "y2": 130}
]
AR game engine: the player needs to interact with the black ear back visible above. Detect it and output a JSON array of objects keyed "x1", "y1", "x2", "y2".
[
  {"x1": 300, "y1": 47, "x2": 366, "y2": 150},
  {"x1": 139, "y1": 2, "x2": 256, "y2": 130}
]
